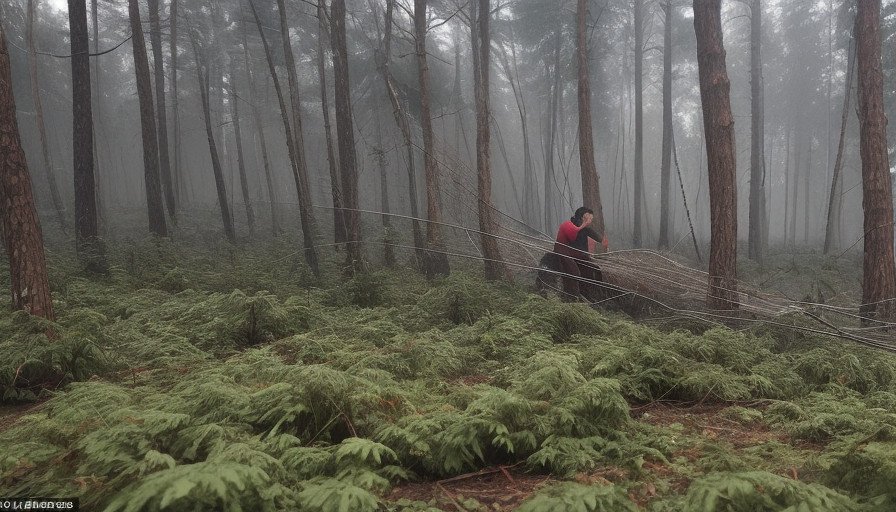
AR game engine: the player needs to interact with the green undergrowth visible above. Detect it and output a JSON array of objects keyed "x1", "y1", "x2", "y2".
[{"x1": 1, "y1": 240, "x2": 895, "y2": 510}]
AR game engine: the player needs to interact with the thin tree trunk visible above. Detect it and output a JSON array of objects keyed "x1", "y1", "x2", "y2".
[
  {"x1": 317, "y1": 2, "x2": 345, "y2": 246},
  {"x1": 633, "y1": 0, "x2": 644, "y2": 246},
  {"x1": 415, "y1": 0, "x2": 450, "y2": 277},
  {"x1": 824, "y1": 38, "x2": 855, "y2": 254},
  {"x1": 230, "y1": 61, "x2": 255, "y2": 236},
  {"x1": 694, "y1": 0, "x2": 738, "y2": 310},
  {"x1": 330, "y1": 0, "x2": 362, "y2": 270},
  {"x1": 658, "y1": 0, "x2": 673, "y2": 249},
  {"x1": 544, "y1": 21, "x2": 561, "y2": 232},
  {"x1": 0, "y1": 27, "x2": 54, "y2": 321},
  {"x1": 378, "y1": 0, "x2": 424, "y2": 262},
  {"x1": 240, "y1": 2, "x2": 279, "y2": 236},
  {"x1": 374, "y1": 103, "x2": 395, "y2": 267},
  {"x1": 189, "y1": 34, "x2": 235, "y2": 242},
  {"x1": 248, "y1": 0, "x2": 319, "y2": 272},
  {"x1": 274, "y1": 0, "x2": 320, "y2": 273},
  {"x1": 90, "y1": 0, "x2": 105, "y2": 234},
  {"x1": 748, "y1": 0, "x2": 766, "y2": 261},
  {"x1": 148, "y1": 0, "x2": 176, "y2": 223},
  {"x1": 855, "y1": 0, "x2": 896, "y2": 322},
  {"x1": 170, "y1": 0, "x2": 182, "y2": 208},
  {"x1": 783, "y1": 127, "x2": 790, "y2": 243},
  {"x1": 70, "y1": 0, "x2": 107, "y2": 271},
  {"x1": 129, "y1": 0, "x2": 167, "y2": 238},
  {"x1": 790, "y1": 132, "x2": 800, "y2": 246},
  {"x1": 26, "y1": 0, "x2": 66, "y2": 232},
  {"x1": 804, "y1": 136, "x2": 811, "y2": 244},
  {"x1": 576, "y1": 0, "x2": 606, "y2": 236},
  {"x1": 474, "y1": 0, "x2": 509, "y2": 280}
]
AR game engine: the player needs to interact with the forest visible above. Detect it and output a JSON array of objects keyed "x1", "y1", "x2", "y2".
[{"x1": 0, "y1": 0, "x2": 896, "y2": 510}]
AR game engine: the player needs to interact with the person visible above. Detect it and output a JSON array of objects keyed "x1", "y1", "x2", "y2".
[{"x1": 553, "y1": 207, "x2": 608, "y2": 301}]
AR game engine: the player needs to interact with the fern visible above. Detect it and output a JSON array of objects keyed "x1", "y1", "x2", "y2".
[
  {"x1": 296, "y1": 478, "x2": 379, "y2": 512},
  {"x1": 516, "y1": 482, "x2": 638, "y2": 512}
]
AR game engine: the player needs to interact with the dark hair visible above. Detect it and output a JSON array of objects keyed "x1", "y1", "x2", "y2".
[{"x1": 574, "y1": 207, "x2": 593, "y2": 219}]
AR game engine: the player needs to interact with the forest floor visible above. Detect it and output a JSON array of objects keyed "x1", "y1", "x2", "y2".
[{"x1": 0, "y1": 237, "x2": 892, "y2": 511}]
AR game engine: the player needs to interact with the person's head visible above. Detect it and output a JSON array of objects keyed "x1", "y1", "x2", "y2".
[{"x1": 573, "y1": 207, "x2": 594, "y2": 225}]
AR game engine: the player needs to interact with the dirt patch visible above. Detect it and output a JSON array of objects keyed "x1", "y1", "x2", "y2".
[
  {"x1": 0, "y1": 401, "x2": 46, "y2": 433},
  {"x1": 633, "y1": 402, "x2": 788, "y2": 448},
  {"x1": 388, "y1": 466, "x2": 551, "y2": 510}
]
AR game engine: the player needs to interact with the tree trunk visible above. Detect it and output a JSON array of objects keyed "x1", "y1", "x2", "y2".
[
  {"x1": 70, "y1": 0, "x2": 107, "y2": 270},
  {"x1": 576, "y1": 0, "x2": 606, "y2": 236},
  {"x1": 317, "y1": 2, "x2": 345, "y2": 247},
  {"x1": 374, "y1": 104, "x2": 395, "y2": 267},
  {"x1": 273, "y1": 0, "x2": 320, "y2": 273},
  {"x1": 694, "y1": 0, "x2": 738, "y2": 310},
  {"x1": 747, "y1": 0, "x2": 766, "y2": 261},
  {"x1": 27, "y1": 0, "x2": 66, "y2": 233},
  {"x1": 658, "y1": 0, "x2": 673, "y2": 249},
  {"x1": 633, "y1": 0, "x2": 644, "y2": 247},
  {"x1": 0, "y1": 27, "x2": 54, "y2": 321},
  {"x1": 240, "y1": 2, "x2": 279, "y2": 236},
  {"x1": 189, "y1": 34, "x2": 235, "y2": 242},
  {"x1": 90, "y1": 0, "x2": 105, "y2": 234},
  {"x1": 545, "y1": 22, "x2": 561, "y2": 233},
  {"x1": 330, "y1": 0, "x2": 363, "y2": 270},
  {"x1": 248, "y1": 0, "x2": 319, "y2": 272},
  {"x1": 415, "y1": 0, "x2": 450, "y2": 277},
  {"x1": 824, "y1": 38, "x2": 855, "y2": 254},
  {"x1": 474, "y1": 0, "x2": 510, "y2": 281},
  {"x1": 803, "y1": 137, "x2": 811, "y2": 244},
  {"x1": 170, "y1": 0, "x2": 182, "y2": 208},
  {"x1": 148, "y1": 0, "x2": 176, "y2": 223},
  {"x1": 230, "y1": 61, "x2": 255, "y2": 236},
  {"x1": 855, "y1": 0, "x2": 896, "y2": 322},
  {"x1": 378, "y1": 0, "x2": 424, "y2": 263}
]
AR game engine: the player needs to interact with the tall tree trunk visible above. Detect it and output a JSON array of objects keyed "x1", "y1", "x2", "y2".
[
  {"x1": 90, "y1": 0, "x2": 105, "y2": 233},
  {"x1": 70, "y1": 0, "x2": 107, "y2": 270},
  {"x1": 374, "y1": 103, "x2": 395, "y2": 267},
  {"x1": 26, "y1": 0, "x2": 66, "y2": 232},
  {"x1": 317, "y1": 2, "x2": 345, "y2": 247},
  {"x1": 855, "y1": 0, "x2": 896, "y2": 322},
  {"x1": 694, "y1": 0, "x2": 738, "y2": 310},
  {"x1": 783, "y1": 127, "x2": 790, "y2": 243},
  {"x1": 633, "y1": 0, "x2": 644, "y2": 246},
  {"x1": 330, "y1": 0, "x2": 363, "y2": 270},
  {"x1": 240, "y1": 2, "x2": 279, "y2": 236},
  {"x1": 824, "y1": 38, "x2": 855, "y2": 254},
  {"x1": 273, "y1": 0, "x2": 320, "y2": 273},
  {"x1": 148, "y1": 0, "x2": 176, "y2": 223},
  {"x1": 0, "y1": 27, "x2": 54, "y2": 321},
  {"x1": 170, "y1": 0, "x2": 182, "y2": 208},
  {"x1": 129, "y1": 0, "x2": 167, "y2": 237},
  {"x1": 576, "y1": 0, "x2": 606, "y2": 236},
  {"x1": 790, "y1": 132, "x2": 800, "y2": 246},
  {"x1": 230, "y1": 61, "x2": 255, "y2": 236},
  {"x1": 248, "y1": 0, "x2": 319, "y2": 272},
  {"x1": 415, "y1": 0, "x2": 450, "y2": 277},
  {"x1": 747, "y1": 0, "x2": 766, "y2": 261},
  {"x1": 474, "y1": 0, "x2": 510, "y2": 281},
  {"x1": 803, "y1": 137, "x2": 811, "y2": 244},
  {"x1": 658, "y1": 0, "x2": 673, "y2": 249},
  {"x1": 545, "y1": 22, "x2": 561, "y2": 233},
  {"x1": 377, "y1": 0, "x2": 424, "y2": 262},
  {"x1": 189, "y1": 34, "x2": 235, "y2": 242}
]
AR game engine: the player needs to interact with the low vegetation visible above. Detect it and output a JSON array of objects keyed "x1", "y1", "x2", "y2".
[{"x1": 1, "y1": 241, "x2": 894, "y2": 511}]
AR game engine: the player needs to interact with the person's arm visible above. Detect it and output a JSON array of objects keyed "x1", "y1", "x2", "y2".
[{"x1": 558, "y1": 221, "x2": 584, "y2": 244}]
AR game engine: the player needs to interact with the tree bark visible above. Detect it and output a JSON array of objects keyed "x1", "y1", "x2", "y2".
[
  {"x1": 240, "y1": 2, "x2": 279, "y2": 237},
  {"x1": 71, "y1": 0, "x2": 107, "y2": 270},
  {"x1": 0, "y1": 27, "x2": 54, "y2": 321},
  {"x1": 747, "y1": 0, "x2": 766, "y2": 261},
  {"x1": 576, "y1": 0, "x2": 606, "y2": 237},
  {"x1": 317, "y1": 2, "x2": 345, "y2": 247},
  {"x1": 27, "y1": 0, "x2": 66, "y2": 233},
  {"x1": 545, "y1": 22, "x2": 561, "y2": 233},
  {"x1": 415, "y1": 0, "x2": 450, "y2": 277},
  {"x1": 248, "y1": 0, "x2": 319, "y2": 272},
  {"x1": 633, "y1": 0, "x2": 644, "y2": 247},
  {"x1": 658, "y1": 0, "x2": 673, "y2": 249},
  {"x1": 230, "y1": 61, "x2": 255, "y2": 236},
  {"x1": 170, "y1": 0, "x2": 182, "y2": 208},
  {"x1": 855, "y1": 0, "x2": 896, "y2": 322},
  {"x1": 694, "y1": 0, "x2": 738, "y2": 310},
  {"x1": 474, "y1": 0, "x2": 510, "y2": 281},
  {"x1": 148, "y1": 0, "x2": 176, "y2": 223},
  {"x1": 330, "y1": 0, "x2": 363, "y2": 270},
  {"x1": 824, "y1": 38, "x2": 854, "y2": 254},
  {"x1": 374, "y1": 104, "x2": 395, "y2": 267},
  {"x1": 378, "y1": 0, "x2": 424, "y2": 263},
  {"x1": 188, "y1": 33, "x2": 235, "y2": 242}
]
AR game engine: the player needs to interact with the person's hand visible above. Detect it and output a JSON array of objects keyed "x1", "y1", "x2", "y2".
[
  {"x1": 582, "y1": 212, "x2": 593, "y2": 227},
  {"x1": 602, "y1": 235, "x2": 609, "y2": 251}
]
